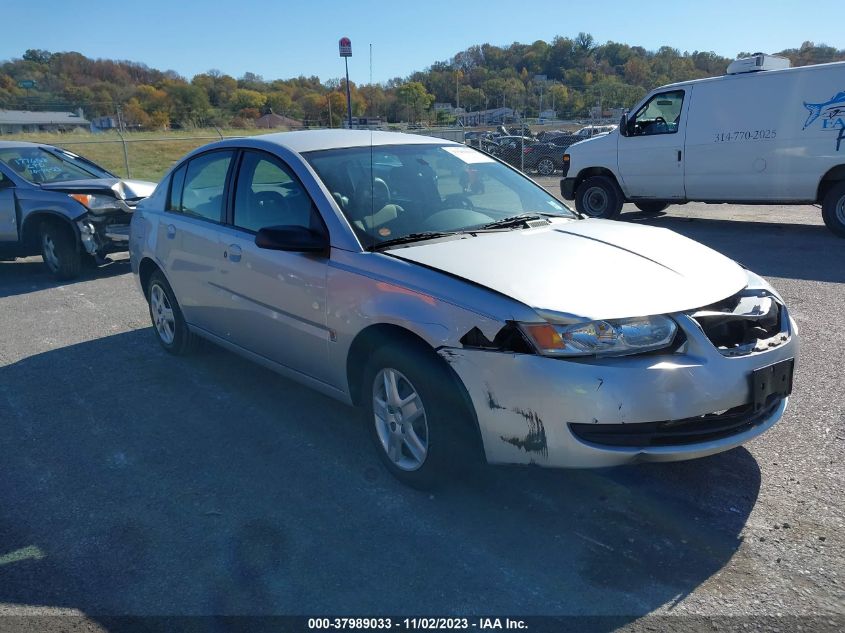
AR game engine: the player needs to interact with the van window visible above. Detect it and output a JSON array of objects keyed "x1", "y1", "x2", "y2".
[{"x1": 628, "y1": 90, "x2": 685, "y2": 136}]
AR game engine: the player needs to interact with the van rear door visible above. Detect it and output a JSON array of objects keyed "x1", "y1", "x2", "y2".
[{"x1": 617, "y1": 89, "x2": 688, "y2": 200}]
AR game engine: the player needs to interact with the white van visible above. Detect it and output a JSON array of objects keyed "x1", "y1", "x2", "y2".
[{"x1": 560, "y1": 55, "x2": 845, "y2": 236}]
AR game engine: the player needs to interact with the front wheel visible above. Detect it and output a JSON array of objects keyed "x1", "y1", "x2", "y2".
[
  {"x1": 634, "y1": 201, "x2": 670, "y2": 214},
  {"x1": 574, "y1": 176, "x2": 623, "y2": 219},
  {"x1": 536, "y1": 158, "x2": 556, "y2": 176},
  {"x1": 822, "y1": 181, "x2": 845, "y2": 238},
  {"x1": 362, "y1": 344, "x2": 474, "y2": 488},
  {"x1": 40, "y1": 220, "x2": 82, "y2": 280}
]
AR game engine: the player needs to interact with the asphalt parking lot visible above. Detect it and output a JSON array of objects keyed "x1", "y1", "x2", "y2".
[{"x1": 0, "y1": 200, "x2": 843, "y2": 630}]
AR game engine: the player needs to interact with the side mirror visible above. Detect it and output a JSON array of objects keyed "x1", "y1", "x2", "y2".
[
  {"x1": 255, "y1": 225, "x2": 329, "y2": 254},
  {"x1": 619, "y1": 114, "x2": 628, "y2": 137}
]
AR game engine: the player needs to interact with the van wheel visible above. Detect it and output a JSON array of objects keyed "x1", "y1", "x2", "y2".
[
  {"x1": 362, "y1": 343, "x2": 474, "y2": 489},
  {"x1": 40, "y1": 220, "x2": 81, "y2": 280},
  {"x1": 536, "y1": 158, "x2": 556, "y2": 176},
  {"x1": 146, "y1": 270, "x2": 199, "y2": 355},
  {"x1": 575, "y1": 176, "x2": 623, "y2": 219},
  {"x1": 821, "y1": 181, "x2": 845, "y2": 238},
  {"x1": 635, "y1": 201, "x2": 670, "y2": 214}
]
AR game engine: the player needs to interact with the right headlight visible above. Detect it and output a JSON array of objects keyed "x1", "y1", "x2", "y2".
[{"x1": 520, "y1": 315, "x2": 678, "y2": 357}]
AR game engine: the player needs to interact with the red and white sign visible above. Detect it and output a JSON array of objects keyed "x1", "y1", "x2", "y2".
[{"x1": 339, "y1": 37, "x2": 352, "y2": 57}]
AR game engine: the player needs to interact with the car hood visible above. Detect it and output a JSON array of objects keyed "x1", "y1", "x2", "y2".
[
  {"x1": 39, "y1": 178, "x2": 156, "y2": 201},
  {"x1": 386, "y1": 218, "x2": 748, "y2": 321}
]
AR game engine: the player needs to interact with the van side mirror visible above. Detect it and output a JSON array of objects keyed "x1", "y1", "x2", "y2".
[
  {"x1": 255, "y1": 225, "x2": 329, "y2": 254},
  {"x1": 619, "y1": 114, "x2": 628, "y2": 137}
]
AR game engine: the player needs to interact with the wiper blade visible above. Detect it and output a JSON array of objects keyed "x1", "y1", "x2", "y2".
[
  {"x1": 475, "y1": 213, "x2": 548, "y2": 230},
  {"x1": 370, "y1": 231, "x2": 459, "y2": 250}
]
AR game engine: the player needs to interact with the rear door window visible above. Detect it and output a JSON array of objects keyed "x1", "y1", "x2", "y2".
[{"x1": 178, "y1": 151, "x2": 234, "y2": 222}]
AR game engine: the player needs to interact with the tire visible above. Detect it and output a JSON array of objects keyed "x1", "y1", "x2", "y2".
[
  {"x1": 634, "y1": 201, "x2": 670, "y2": 214},
  {"x1": 40, "y1": 220, "x2": 81, "y2": 280},
  {"x1": 536, "y1": 158, "x2": 556, "y2": 176},
  {"x1": 146, "y1": 270, "x2": 198, "y2": 355},
  {"x1": 362, "y1": 342, "x2": 475, "y2": 489},
  {"x1": 575, "y1": 175, "x2": 623, "y2": 219},
  {"x1": 821, "y1": 181, "x2": 845, "y2": 238}
]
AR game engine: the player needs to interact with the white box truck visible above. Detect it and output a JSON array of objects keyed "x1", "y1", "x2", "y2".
[{"x1": 560, "y1": 55, "x2": 845, "y2": 236}]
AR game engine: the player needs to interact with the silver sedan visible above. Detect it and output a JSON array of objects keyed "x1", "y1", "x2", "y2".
[{"x1": 129, "y1": 130, "x2": 798, "y2": 487}]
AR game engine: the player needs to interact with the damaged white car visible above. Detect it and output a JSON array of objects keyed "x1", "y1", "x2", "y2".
[{"x1": 130, "y1": 130, "x2": 798, "y2": 487}]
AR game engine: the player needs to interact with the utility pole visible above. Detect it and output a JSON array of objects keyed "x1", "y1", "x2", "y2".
[{"x1": 455, "y1": 70, "x2": 460, "y2": 110}]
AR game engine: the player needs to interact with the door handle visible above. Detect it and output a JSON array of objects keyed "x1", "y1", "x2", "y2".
[
  {"x1": 166, "y1": 224, "x2": 176, "y2": 239},
  {"x1": 677, "y1": 150, "x2": 682, "y2": 162},
  {"x1": 224, "y1": 244, "x2": 242, "y2": 263}
]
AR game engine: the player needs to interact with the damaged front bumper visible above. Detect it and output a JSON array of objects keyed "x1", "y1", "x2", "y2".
[{"x1": 439, "y1": 310, "x2": 798, "y2": 468}]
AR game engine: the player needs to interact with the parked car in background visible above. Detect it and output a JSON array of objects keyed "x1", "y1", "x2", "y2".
[
  {"x1": 0, "y1": 141, "x2": 156, "y2": 278},
  {"x1": 561, "y1": 55, "x2": 845, "y2": 235},
  {"x1": 522, "y1": 141, "x2": 568, "y2": 175},
  {"x1": 536, "y1": 126, "x2": 618, "y2": 153},
  {"x1": 131, "y1": 130, "x2": 798, "y2": 488},
  {"x1": 489, "y1": 135, "x2": 537, "y2": 168}
]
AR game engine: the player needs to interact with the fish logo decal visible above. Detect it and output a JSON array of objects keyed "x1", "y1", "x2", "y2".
[{"x1": 803, "y1": 91, "x2": 845, "y2": 129}]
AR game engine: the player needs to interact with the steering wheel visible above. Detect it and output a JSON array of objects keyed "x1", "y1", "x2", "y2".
[
  {"x1": 443, "y1": 193, "x2": 475, "y2": 210},
  {"x1": 653, "y1": 116, "x2": 666, "y2": 124},
  {"x1": 253, "y1": 190, "x2": 289, "y2": 217},
  {"x1": 372, "y1": 177, "x2": 391, "y2": 208}
]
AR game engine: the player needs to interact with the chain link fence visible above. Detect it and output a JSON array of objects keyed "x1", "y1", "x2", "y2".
[{"x1": 0, "y1": 118, "x2": 618, "y2": 184}]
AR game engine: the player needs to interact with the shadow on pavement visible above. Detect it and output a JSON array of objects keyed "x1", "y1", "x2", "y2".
[
  {"x1": 622, "y1": 213, "x2": 845, "y2": 284},
  {"x1": 0, "y1": 255, "x2": 130, "y2": 299},
  {"x1": 0, "y1": 329, "x2": 761, "y2": 627}
]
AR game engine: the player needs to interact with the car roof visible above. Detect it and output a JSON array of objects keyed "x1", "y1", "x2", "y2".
[
  {"x1": 243, "y1": 129, "x2": 459, "y2": 154},
  {"x1": 0, "y1": 140, "x2": 49, "y2": 149}
]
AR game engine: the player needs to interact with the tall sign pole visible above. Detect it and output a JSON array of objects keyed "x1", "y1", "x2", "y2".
[{"x1": 339, "y1": 37, "x2": 353, "y2": 129}]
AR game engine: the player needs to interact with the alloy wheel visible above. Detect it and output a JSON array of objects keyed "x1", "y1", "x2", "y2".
[
  {"x1": 150, "y1": 283, "x2": 176, "y2": 345},
  {"x1": 372, "y1": 367, "x2": 429, "y2": 471}
]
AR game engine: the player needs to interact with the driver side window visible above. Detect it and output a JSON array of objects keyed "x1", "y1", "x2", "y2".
[
  {"x1": 233, "y1": 151, "x2": 320, "y2": 233},
  {"x1": 629, "y1": 90, "x2": 685, "y2": 136}
]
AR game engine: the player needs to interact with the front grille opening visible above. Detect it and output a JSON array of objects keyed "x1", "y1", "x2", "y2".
[
  {"x1": 689, "y1": 291, "x2": 788, "y2": 356},
  {"x1": 569, "y1": 398, "x2": 782, "y2": 448}
]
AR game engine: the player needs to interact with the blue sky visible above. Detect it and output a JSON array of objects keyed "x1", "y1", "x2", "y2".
[{"x1": 2, "y1": 0, "x2": 838, "y2": 84}]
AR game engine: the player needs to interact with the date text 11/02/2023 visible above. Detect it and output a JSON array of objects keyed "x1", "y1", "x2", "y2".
[{"x1": 307, "y1": 617, "x2": 528, "y2": 630}]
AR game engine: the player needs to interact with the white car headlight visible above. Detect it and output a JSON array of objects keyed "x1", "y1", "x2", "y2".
[{"x1": 520, "y1": 315, "x2": 678, "y2": 357}]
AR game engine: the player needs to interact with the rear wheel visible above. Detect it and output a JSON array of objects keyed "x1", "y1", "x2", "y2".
[
  {"x1": 362, "y1": 343, "x2": 475, "y2": 489},
  {"x1": 146, "y1": 270, "x2": 198, "y2": 355},
  {"x1": 536, "y1": 158, "x2": 556, "y2": 176},
  {"x1": 575, "y1": 176, "x2": 623, "y2": 219},
  {"x1": 40, "y1": 220, "x2": 81, "y2": 280},
  {"x1": 821, "y1": 181, "x2": 845, "y2": 238},
  {"x1": 634, "y1": 201, "x2": 670, "y2": 214}
]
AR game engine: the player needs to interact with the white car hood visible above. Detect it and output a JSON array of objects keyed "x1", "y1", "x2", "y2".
[{"x1": 387, "y1": 218, "x2": 748, "y2": 321}]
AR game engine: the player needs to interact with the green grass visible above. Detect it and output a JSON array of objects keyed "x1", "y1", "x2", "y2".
[{"x1": 1, "y1": 128, "x2": 281, "y2": 182}]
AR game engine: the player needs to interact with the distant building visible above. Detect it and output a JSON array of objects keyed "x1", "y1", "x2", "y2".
[
  {"x1": 456, "y1": 107, "x2": 515, "y2": 127},
  {"x1": 0, "y1": 108, "x2": 90, "y2": 134},
  {"x1": 254, "y1": 111, "x2": 304, "y2": 129},
  {"x1": 433, "y1": 102, "x2": 465, "y2": 116},
  {"x1": 91, "y1": 115, "x2": 119, "y2": 131},
  {"x1": 342, "y1": 116, "x2": 385, "y2": 130},
  {"x1": 588, "y1": 106, "x2": 626, "y2": 121}
]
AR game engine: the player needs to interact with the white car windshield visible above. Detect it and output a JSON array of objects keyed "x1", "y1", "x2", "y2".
[
  {"x1": 304, "y1": 143, "x2": 575, "y2": 249},
  {"x1": 0, "y1": 147, "x2": 113, "y2": 184}
]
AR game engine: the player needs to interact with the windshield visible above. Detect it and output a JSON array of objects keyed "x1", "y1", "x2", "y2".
[
  {"x1": 304, "y1": 143, "x2": 575, "y2": 249},
  {"x1": 0, "y1": 146, "x2": 113, "y2": 184}
]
